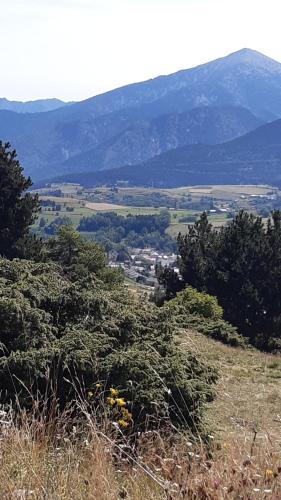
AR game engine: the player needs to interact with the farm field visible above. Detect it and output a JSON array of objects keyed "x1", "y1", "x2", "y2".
[
  {"x1": 37, "y1": 183, "x2": 279, "y2": 205},
  {"x1": 36, "y1": 200, "x2": 163, "y2": 230},
  {"x1": 36, "y1": 206, "x2": 94, "y2": 227},
  {"x1": 86, "y1": 205, "x2": 162, "y2": 216},
  {"x1": 166, "y1": 214, "x2": 228, "y2": 237},
  {"x1": 86, "y1": 202, "x2": 131, "y2": 211},
  {"x1": 168, "y1": 184, "x2": 276, "y2": 195},
  {"x1": 35, "y1": 183, "x2": 280, "y2": 238}
]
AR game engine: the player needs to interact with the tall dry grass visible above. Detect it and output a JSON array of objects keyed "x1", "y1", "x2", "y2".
[{"x1": 0, "y1": 403, "x2": 280, "y2": 499}]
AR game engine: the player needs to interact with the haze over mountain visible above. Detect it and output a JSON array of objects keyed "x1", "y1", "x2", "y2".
[
  {"x1": 50, "y1": 119, "x2": 281, "y2": 188},
  {"x1": 2, "y1": 48, "x2": 281, "y2": 182},
  {"x1": 0, "y1": 98, "x2": 69, "y2": 114}
]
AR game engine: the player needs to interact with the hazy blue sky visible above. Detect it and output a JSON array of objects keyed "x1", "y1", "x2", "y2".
[{"x1": 1, "y1": 0, "x2": 281, "y2": 102}]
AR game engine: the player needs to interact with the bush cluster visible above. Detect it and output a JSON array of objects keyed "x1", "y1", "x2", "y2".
[
  {"x1": 164, "y1": 287, "x2": 245, "y2": 347},
  {"x1": 0, "y1": 257, "x2": 217, "y2": 433},
  {"x1": 0, "y1": 144, "x2": 218, "y2": 437}
]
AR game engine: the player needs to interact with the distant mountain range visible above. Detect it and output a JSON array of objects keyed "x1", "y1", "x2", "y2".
[
  {"x1": 48, "y1": 119, "x2": 281, "y2": 188},
  {"x1": 50, "y1": 105, "x2": 263, "y2": 177},
  {"x1": 0, "y1": 98, "x2": 69, "y2": 113},
  {"x1": 2, "y1": 48, "x2": 281, "y2": 186}
]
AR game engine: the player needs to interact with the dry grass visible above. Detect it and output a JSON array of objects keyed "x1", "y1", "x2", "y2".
[
  {"x1": 1, "y1": 331, "x2": 281, "y2": 498},
  {"x1": 179, "y1": 330, "x2": 281, "y2": 448},
  {"x1": 0, "y1": 411, "x2": 280, "y2": 499},
  {"x1": 0, "y1": 411, "x2": 162, "y2": 499}
]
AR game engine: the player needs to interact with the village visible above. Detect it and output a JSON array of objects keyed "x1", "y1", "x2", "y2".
[{"x1": 109, "y1": 247, "x2": 179, "y2": 288}]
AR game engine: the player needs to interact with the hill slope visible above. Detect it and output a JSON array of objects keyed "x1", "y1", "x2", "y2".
[
  {"x1": 0, "y1": 327, "x2": 280, "y2": 497},
  {"x1": 180, "y1": 329, "x2": 281, "y2": 446}
]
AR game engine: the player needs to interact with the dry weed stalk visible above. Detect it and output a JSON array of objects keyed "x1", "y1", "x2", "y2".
[{"x1": 0, "y1": 401, "x2": 279, "y2": 499}]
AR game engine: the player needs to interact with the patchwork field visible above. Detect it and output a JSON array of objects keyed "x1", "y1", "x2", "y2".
[{"x1": 34, "y1": 183, "x2": 280, "y2": 238}]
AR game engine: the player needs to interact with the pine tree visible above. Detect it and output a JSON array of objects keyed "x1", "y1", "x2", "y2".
[
  {"x1": 176, "y1": 210, "x2": 281, "y2": 348},
  {"x1": 177, "y1": 212, "x2": 219, "y2": 290},
  {"x1": 211, "y1": 211, "x2": 267, "y2": 339},
  {"x1": 0, "y1": 142, "x2": 40, "y2": 258}
]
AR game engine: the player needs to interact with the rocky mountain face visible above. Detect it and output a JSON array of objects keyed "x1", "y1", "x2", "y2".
[{"x1": 1, "y1": 48, "x2": 281, "y2": 182}]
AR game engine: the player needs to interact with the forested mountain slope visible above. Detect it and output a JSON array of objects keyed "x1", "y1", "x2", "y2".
[{"x1": 48, "y1": 118, "x2": 281, "y2": 188}]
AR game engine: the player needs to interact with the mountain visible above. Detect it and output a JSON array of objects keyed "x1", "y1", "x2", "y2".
[
  {"x1": 47, "y1": 105, "x2": 263, "y2": 177},
  {"x1": 49, "y1": 48, "x2": 281, "y2": 121},
  {"x1": 2, "y1": 48, "x2": 281, "y2": 181},
  {"x1": 0, "y1": 98, "x2": 69, "y2": 113},
  {"x1": 46, "y1": 119, "x2": 281, "y2": 188}
]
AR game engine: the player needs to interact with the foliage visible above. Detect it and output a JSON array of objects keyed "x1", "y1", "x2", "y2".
[
  {"x1": 177, "y1": 313, "x2": 246, "y2": 347},
  {"x1": 0, "y1": 142, "x2": 40, "y2": 258},
  {"x1": 44, "y1": 216, "x2": 72, "y2": 235},
  {"x1": 171, "y1": 210, "x2": 281, "y2": 349},
  {"x1": 167, "y1": 286, "x2": 223, "y2": 320},
  {"x1": 76, "y1": 210, "x2": 176, "y2": 252},
  {"x1": 155, "y1": 264, "x2": 184, "y2": 303},
  {"x1": 44, "y1": 225, "x2": 107, "y2": 278},
  {"x1": 78, "y1": 211, "x2": 170, "y2": 233},
  {"x1": 177, "y1": 211, "x2": 219, "y2": 292},
  {"x1": 196, "y1": 319, "x2": 247, "y2": 347},
  {"x1": 0, "y1": 257, "x2": 217, "y2": 433},
  {"x1": 162, "y1": 286, "x2": 245, "y2": 347}
]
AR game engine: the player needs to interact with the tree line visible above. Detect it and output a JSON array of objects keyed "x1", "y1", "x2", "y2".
[
  {"x1": 76, "y1": 210, "x2": 176, "y2": 252},
  {"x1": 158, "y1": 211, "x2": 281, "y2": 350}
]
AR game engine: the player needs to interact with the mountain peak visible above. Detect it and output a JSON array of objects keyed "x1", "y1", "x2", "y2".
[
  {"x1": 220, "y1": 48, "x2": 281, "y2": 73},
  {"x1": 233, "y1": 48, "x2": 261, "y2": 56}
]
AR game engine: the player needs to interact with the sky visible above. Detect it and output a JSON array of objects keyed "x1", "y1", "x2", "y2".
[{"x1": 1, "y1": 0, "x2": 281, "y2": 102}]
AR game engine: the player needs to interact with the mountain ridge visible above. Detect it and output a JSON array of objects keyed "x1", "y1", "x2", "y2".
[
  {"x1": 43, "y1": 118, "x2": 281, "y2": 188},
  {"x1": 47, "y1": 105, "x2": 262, "y2": 178},
  {"x1": 0, "y1": 98, "x2": 70, "y2": 114},
  {"x1": 1, "y1": 48, "x2": 281, "y2": 181}
]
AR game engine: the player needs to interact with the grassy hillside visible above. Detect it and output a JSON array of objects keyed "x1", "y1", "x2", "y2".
[
  {"x1": 180, "y1": 329, "x2": 281, "y2": 447},
  {"x1": 0, "y1": 329, "x2": 280, "y2": 498}
]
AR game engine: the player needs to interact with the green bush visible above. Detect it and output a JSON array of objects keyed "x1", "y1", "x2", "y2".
[
  {"x1": 0, "y1": 258, "x2": 217, "y2": 434},
  {"x1": 167, "y1": 286, "x2": 223, "y2": 320},
  {"x1": 164, "y1": 286, "x2": 246, "y2": 347},
  {"x1": 169, "y1": 309, "x2": 246, "y2": 347},
  {"x1": 196, "y1": 318, "x2": 247, "y2": 347}
]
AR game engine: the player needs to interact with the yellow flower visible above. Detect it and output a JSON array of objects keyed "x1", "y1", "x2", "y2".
[
  {"x1": 118, "y1": 419, "x2": 129, "y2": 429},
  {"x1": 121, "y1": 408, "x2": 132, "y2": 421},
  {"x1": 95, "y1": 383, "x2": 102, "y2": 388},
  {"x1": 265, "y1": 469, "x2": 273, "y2": 478},
  {"x1": 116, "y1": 398, "x2": 126, "y2": 407},
  {"x1": 223, "y1": 442, "x2": 230, "y2": 450},
  {"x1": 107, "y1": 397, "x2": 116, "y2": 406},
  {"x1": 88, "y1": 391, "x2": 93, "y2": 399},
  {"x1": 110, "y1": 388, "x2": 119, "y2": 397}
]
